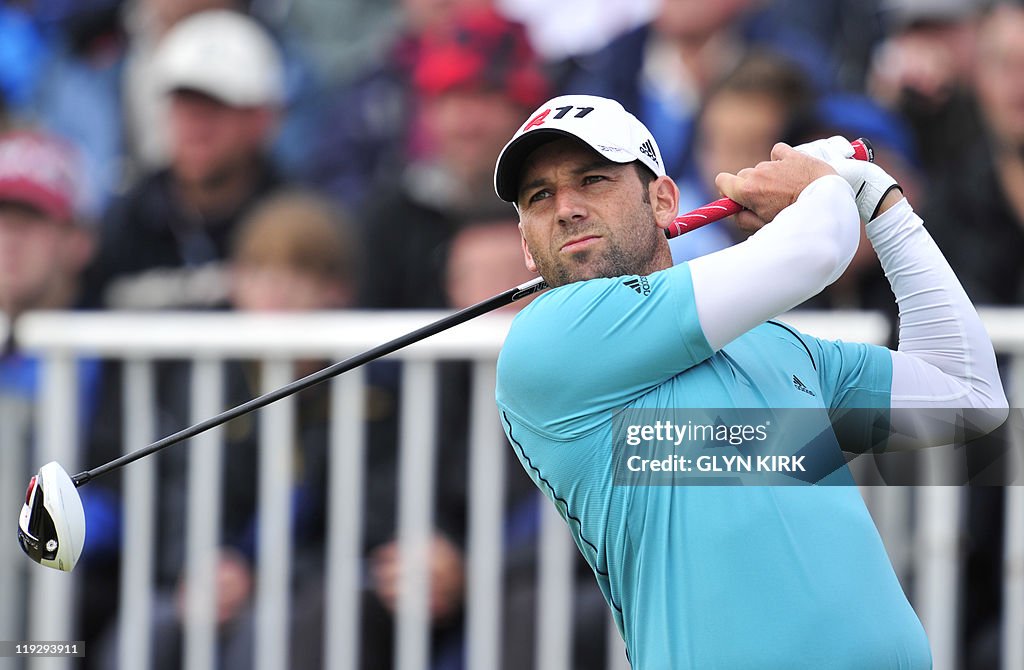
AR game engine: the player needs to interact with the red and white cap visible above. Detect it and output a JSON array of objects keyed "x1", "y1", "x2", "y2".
[
  {"x1": 494, "y1": 94, "x2": 666, "y2": 203},
  {"x1": 0, "y1": 131, "x2": 86, "y2": 223}
]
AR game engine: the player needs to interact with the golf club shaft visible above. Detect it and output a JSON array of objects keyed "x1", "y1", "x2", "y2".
[
  {"x1": 72, "y1": 278, "x2": 548, "y2": 486},
  {"x1": 72, "y1": 139, "x2": 872, "y2": 486}
]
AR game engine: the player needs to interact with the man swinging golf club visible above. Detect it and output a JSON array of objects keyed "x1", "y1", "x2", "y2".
[
  {"x1": 492, "y1": 95, "x2": 1007, "y2": 668},
  {"x1": 16, "y1": 91, "x2": 1008, "y2": 669}
]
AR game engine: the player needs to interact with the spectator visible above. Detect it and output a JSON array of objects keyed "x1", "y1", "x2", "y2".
[
  {"x1": 2, "y1": 0, "x2": 126, "y2": 212},
  {"x1": 868, "y1": 0, "x2": 984, "y2": 174},
  {"x1": 213, "y1": 189, "x2": 363, "y2": 670},
  {"x1": 120, "y1": 0, "x2": 249, "y2": 172},
  {"x1": 442, "y1": 218, "x2": 529, "y2": 670},
  {"x1": 0, "y1": 129, "x2": 118, "y2": 668},
  {"x1": 563, "y1": 0, "x2": 834, "y2": 179},
  {"x1": 254, "y1": 214, "x2": 478, "y2": 670},
  {"x1": 924, "y1": 1, "x2": 1024, "y2": 306},
  {"x1": 444, "y1": 217, "x2": 539, "y2": 311},
  {"x1": 285, "y1": 218, "x2": 539, "y2": 670},
  {"x1": 228, "y1": 190, "x2": 357, "y2": 317},
  {"x1": 440, "y1": 217, "x2": 612, "y2": 669},
  {"x1": 670, "y1": 50, "x2": 816, "y2": 263},
  {"x1": 912, "y1": 8, "x2": 1024, "y2": 662},
  {"x1": 358, "y1": 6, "x2": 550, "y2": 309},
  {"x1": 0, "y1": 131, "x2": 95, "y2": 320},
  {"x1": 91, "y1": 189, "x2": 368, "y2": 669},
  {"x1": 121, "y1": 0, "x2": 322, "y2": 181},
  {"x1": 304, "y1": 0, "x2": 500, "y2": 213},
  {"x1": 81, "y1": 9, "x2": 287, "y2": 310}
]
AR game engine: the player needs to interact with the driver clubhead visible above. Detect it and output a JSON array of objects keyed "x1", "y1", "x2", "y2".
[{"x1": 17, "y1": 462, "x2": 86, "y2": 572}]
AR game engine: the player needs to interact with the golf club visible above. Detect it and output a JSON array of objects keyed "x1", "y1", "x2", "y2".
[
  {"x1": 18, "y1": 461, "x2": 86, "y2": 572},
  {"x1": 17, "y1": 138, "x2": 874, "y2": 572}
]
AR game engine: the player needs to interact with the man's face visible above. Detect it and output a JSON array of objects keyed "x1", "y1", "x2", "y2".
[
  {"x1": 697, "y1": 91, "x2": 787, "y2": 191},
  {"x1": 515, "y1": 138, "x2": 669, "y2": 288},
  {"x1": 0, "y1": 203, "x2": 80, "y2": 312},
  {"x1": 975, "y1": 6, "x2": 1024, "y2": 149},
  {"x1": 168, "y1": 90, "x2": 272, "y2": 187},
  {"x1": 446, "y1": 221, "x2": 535, "y2": 310},
  {"x1": 425, "y1": 91, "x2": 525, "y2": 189}
]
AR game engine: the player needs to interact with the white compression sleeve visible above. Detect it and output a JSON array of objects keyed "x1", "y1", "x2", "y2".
[
  {"x1": 689, "y1": 175, "x2": 861, "y2": 351},
  {"x1": 867, "y1": 198, "x2": 1007, "y2": 424}
]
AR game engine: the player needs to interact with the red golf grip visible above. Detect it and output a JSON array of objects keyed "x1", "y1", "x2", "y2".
[{"x1": 664, "y1": 138, "x2": 873, "y2": 239}]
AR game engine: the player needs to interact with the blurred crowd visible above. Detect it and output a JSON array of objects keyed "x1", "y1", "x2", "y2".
[{"x1": 1, "y1": 0, "x2": 1022, "y2": 668}]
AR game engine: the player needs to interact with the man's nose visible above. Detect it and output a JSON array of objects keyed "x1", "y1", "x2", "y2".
[{"x1": 554, "y1": 188, "x2": 587, "y2": 224}]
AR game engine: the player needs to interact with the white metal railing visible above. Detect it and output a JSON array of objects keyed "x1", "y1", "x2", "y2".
[{"x1": 0, "y1": 308, "x2": 1021, "y2": 670}]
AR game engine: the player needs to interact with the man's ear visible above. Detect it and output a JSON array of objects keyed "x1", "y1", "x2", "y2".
[
  {"x1": 650, "y1": 176, "x2": 680, "y2": 232},
  {"x1": 519, "y1": 225, "x2": 538, "y2": 273}
]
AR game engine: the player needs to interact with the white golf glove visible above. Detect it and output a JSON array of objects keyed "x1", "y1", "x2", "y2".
[{"x1": 794, "y1": 136, "x2": 903, "y2": 222}]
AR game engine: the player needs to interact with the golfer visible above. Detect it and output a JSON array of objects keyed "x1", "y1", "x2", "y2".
[{"x1": 493, "y1": 94, "x2": 1007, "y2": 668}]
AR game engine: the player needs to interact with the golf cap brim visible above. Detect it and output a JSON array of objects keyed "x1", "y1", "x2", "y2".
[{"x1": 494, "y1": 94, "x2": 666, "y2": 203}]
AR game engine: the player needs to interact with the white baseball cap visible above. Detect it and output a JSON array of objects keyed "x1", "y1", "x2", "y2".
[
  {"x1": 155, "y1": 10, "x2": 284, "y2": 108},
  {"x1": 494, "y1": 94, "x2": 666, "y2": 203}
]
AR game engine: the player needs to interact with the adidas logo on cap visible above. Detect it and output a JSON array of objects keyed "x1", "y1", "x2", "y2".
[{"x1": 639, "y1": 139, "x2": 658, "y2": 165}]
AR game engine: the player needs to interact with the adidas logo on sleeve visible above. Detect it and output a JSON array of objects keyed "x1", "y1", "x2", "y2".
[{"x1": 622, "y1": 276, "x2": 652, "y2": 296}]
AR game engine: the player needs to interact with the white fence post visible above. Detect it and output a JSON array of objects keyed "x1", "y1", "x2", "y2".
[
  {"x1": 256, "y1": 359, "x2": 295, "y2": 670},
  {"x1": 466, "y1": 360, "x2": 505, "y2": 670},
  {"x1": 1003, "y1": 357, "x2": 1024, "y2": 670},
  {"x1": 183, "y1": 358, "x2": 224, "y2": 670},
  {"x1": 0, "y1": 392, "x2": 30, "y2": 666},
  {"x1": 914, "y1": 482, "x2": 962, "y2": 670},
  {"x1": 324, "y1": 367, "x2": 367, "y2": 670},
  {"x1": 607, "y1": 611, "x2": 630, "y2": 670},
  {"x1": 118, "y1": 360, "x2": 157, "y2": 670},
  {"x1": 27, "y1": 353, "x2": 78, "y2": 670},
  {"x1": 537, "y1": 502, "x2": 574, "y2": 670},
  {"x1": 395, "y1": 361, "x2": 438, "y2": 670}
]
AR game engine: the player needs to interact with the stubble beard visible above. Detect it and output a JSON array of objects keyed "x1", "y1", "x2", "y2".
[{"x1": 533, "y1": 206, "x2": 664, "y2": 288}]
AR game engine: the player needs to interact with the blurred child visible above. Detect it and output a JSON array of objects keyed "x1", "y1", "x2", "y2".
[
  {"x1": 230, "y1": 189, "x2": 356, "y2": 314},
  {"x1": 671, "y1": 51, "x2": 815, "y2": 263},
  {"x1": 92, "y1": 188, "x2": 364, "y2": 670}
]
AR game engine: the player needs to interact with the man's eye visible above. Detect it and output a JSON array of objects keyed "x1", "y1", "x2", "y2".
[
  {"x1": 528, "y1": 190, "x2": 552, "y2": 204},
  {"x1": 583, "y1": 175, "x2": 606, "y2": 185}
]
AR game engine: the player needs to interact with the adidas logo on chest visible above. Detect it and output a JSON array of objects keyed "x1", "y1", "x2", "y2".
[{"x1": 792, "y1": 375, "x2": 815, "y2": 396}]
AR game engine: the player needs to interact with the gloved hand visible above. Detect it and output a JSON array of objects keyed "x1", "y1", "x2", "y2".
[{"x1": 794, "y1": 136, "x2": 903, "y2": 222}]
